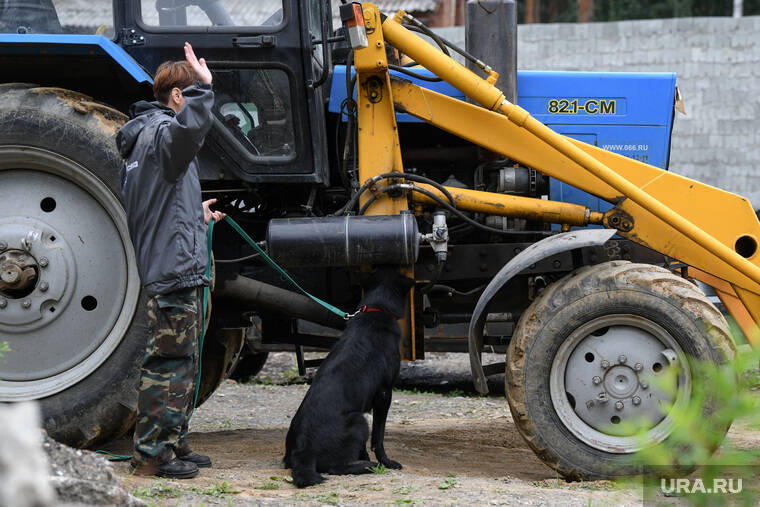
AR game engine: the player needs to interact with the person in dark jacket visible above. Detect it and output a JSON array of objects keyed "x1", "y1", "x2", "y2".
[{"x1": 117, "y1": 42, "x2": 224, "y2": 479}]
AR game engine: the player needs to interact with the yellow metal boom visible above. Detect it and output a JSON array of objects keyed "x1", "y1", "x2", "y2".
[{"x1": 353, "y1": 3, "x2": 760, "y2": 344}]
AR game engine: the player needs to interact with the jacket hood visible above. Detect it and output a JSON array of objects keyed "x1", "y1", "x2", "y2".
[{"x1": 116, "y1": 101, "x2": 174, "y2": 158}]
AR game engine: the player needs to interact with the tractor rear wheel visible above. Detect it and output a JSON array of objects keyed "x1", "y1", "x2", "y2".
[
  {"x1": 0, "y1": 84, "x2": 145, "y2": 447},
  {"x1": 505, "y1": 261, "x2": 735, "y2": 480}
]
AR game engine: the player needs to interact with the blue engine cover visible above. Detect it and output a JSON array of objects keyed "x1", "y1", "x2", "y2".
[{"x1": 329, "y1": 66, "x2": 676, "y2": 213}]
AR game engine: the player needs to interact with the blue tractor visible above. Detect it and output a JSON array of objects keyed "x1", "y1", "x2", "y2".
[{"x1": 1, "y1": 0, "x2": 725, "y2": 480}]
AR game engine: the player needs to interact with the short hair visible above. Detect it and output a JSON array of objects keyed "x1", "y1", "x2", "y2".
[{"x1": 153, "y1": 61, "x2": 196, "y2": 104}]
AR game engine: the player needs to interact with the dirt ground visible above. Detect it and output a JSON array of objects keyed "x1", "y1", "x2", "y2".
[{"x1": 106, "y1": 352, "x2": 760, "y2": 506}]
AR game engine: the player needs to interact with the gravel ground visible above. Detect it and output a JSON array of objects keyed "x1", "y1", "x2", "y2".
[
  {"x1": 106, "y1": 351, "x2": 760, "y2": 505},
  {"x1": 105, "y1": 352, "x2": 658, "y2": 505}
]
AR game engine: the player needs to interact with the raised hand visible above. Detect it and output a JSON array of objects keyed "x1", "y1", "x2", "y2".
[{"x1": 184, "y1": 42, "x2": 212, "y2": 85}]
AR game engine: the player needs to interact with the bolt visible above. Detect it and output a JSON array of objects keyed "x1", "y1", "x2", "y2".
[
  {"x1": 553, "y1": 259, "x2": 561, "y2": 268},
  {"x1": 0, "y1": 241, "x2": 6, "y2": 250},
  {"x1": 375, "y1": 41, "x2": 382, "y2": 48},
  {"x1": 586, "y1": 400, "x2": 595, "y2": 410},
  {"x1": 615, "y1": 401, "x2": 624, "y2": 411},
  {"x1": 592, "y1": 376, "x2": 602, "y2": 385},
  {"x1": 600, "y1": 360, "x2": 610, "y2": 369},
  {"x1": 0, "y1": 298, "x2": 6, "y2": 309},
  {"x1": 634, "y1": 363, "x2": 643, "y2": 371},
  {"x1": 641, "y1": 382, "x2": 649, "y2": 390},
  {"x1": 618, "y1": 355, "x2": 627, "y2": 364},
  {"x1": 22, "y1": 298, "x2": 31, "y2": 309},
  {"x1": 39, "y1": 281, "x2": 49, "y2": 292},
  {"x1": 632, "y1": 396, "x2": 641, "y2": 406},
  {"x1": 39, "y1": 257, "x2": 48, "y2": 268}
]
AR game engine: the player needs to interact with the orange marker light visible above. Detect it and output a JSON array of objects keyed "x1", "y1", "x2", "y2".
[{"x1": 340, "y1": 2, "x2": 368, "y2": 49}]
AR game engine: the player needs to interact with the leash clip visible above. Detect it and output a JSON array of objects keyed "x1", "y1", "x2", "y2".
[{"x1": 344, "y1": 308, "x2": 362, "y2": 320}]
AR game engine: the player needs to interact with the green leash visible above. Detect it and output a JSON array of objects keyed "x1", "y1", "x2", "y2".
[{"x1": 97, "y1": 215, "x2": 348, "y2": 462}]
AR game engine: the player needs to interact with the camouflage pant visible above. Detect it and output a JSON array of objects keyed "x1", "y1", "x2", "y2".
[{"x1": 134, "y1": 286, "x2": 205, "y2": 464}]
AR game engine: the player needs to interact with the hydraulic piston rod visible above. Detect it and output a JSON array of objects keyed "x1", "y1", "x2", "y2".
[{"x1": 412, "y1": 184, "x2": 604, "y2": 227}]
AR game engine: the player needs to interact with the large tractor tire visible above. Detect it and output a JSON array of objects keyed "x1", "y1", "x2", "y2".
[
  {"x1": 505, "y1": 261, "x2": 735, "y2": 480},
  {"x1": 0, "y1": 84, "x2": 145, "y2": 447}
]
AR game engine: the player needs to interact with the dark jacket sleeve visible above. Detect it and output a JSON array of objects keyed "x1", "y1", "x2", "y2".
[{"x1": 154, "y1": 83, "x2": 215, "y2": 182}]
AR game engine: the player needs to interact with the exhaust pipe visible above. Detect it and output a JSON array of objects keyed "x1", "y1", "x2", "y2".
[{"x1": 215, "y1": 275, "x2": 346, "y2": 330}]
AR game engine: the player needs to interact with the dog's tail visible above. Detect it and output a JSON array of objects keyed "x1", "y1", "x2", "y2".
[{"x1": 290, "y1": 451, "x2": 324, "y2": 488}]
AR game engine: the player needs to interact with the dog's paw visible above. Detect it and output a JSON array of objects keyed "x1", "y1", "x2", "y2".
[{"x1": 382, "y1": 459, "x2": 403, "y2": 470}]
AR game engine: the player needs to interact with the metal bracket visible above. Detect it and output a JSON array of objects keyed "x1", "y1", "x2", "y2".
[
  {"x1": 121, "y1": 28, "x2": 145, "y2": 46},
  {"x1": 467, "y1": 228, "x2": 617, "y2": 394}
]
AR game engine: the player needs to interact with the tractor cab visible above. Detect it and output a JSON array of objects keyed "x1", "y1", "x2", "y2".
[{"x1": 0, "y1": 0, "x2": 332, "y2": 184}]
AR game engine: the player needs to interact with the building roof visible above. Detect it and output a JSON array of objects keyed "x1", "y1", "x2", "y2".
[{"x1": 44, "y1": 0, "x2": 439, "y2": 33}]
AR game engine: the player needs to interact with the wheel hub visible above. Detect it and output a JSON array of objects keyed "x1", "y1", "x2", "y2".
[
  {"x1": 603, "y1": 365, "x2": 638, "y2": 399},
  {"x1": 0, "y1": 249, "x2": 38, "y2": 294},
  {"x1": 0, "y1": 221, "x2": 73, "y2": 328},
  {"x1": 550, "y1": 314, "x2": 690, "y2": 453}
]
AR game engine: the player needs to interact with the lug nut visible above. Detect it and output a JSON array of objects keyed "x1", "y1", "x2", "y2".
[
  {"x1": 0, "y1": 241, "x2": 6, "y2": 250},
  {"x1": 39, "y1": 257, "x2": 48, "y2": 268},
  {"x1": 634, "y1": 363, "x2": 643, "y2": 371},
  {"x1": 615, "y1": 401, "x2": 624, "y2": 411},
  {"x1": 586, "y1": 400, "x2": 595, "y2": 410},
  {"x1": 22, "y1": 298, "x2": 31, "y2": 309},
  {"x1": 592, "y1": 376, "x2": 602, "y2": 385},
  {"x1": 601, "y1": 360, "x2": 610, "y2": 369},
  {"x1": 641, "y1": 382, "x2": 649, "y2": 390},
  {"x1": 632, "y1": 396, "x2": 641, "y2": 406},
  {"x1": 618, "y1": 355, "x2": 627, "y2": 364},
  {"x1": 39, "y1": 281, "x2": 49, "y2": 292},
  {"x1": 0, "y1": 298, "x2": 6, "y2": 309}
]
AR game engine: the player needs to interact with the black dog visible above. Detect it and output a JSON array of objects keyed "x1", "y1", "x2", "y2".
[{"x1": 283, "y1": 268, "x2": 415, "y2": 488}]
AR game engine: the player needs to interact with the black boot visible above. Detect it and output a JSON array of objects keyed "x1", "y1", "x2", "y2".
[
  {"x1": 131, "y1": 457, "x2": 199, "y2": 479},
  {"x1": 178, "y1": 451, "x2": 212, "y2": 468}
]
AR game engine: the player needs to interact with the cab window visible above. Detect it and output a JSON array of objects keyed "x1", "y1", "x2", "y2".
[
  {"x1": 212, "y1": 68, "x2": 295, "y2": 158},
  {"x1": 0, "y1": 0, "x2": 114, "y2": 37},
  {"x1": 139, "y1": 0, "x2": 284, "y2": 27}
]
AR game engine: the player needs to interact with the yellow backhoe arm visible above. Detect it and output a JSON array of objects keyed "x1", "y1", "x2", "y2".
[{"x1": 354, "y1": 4, "x2": 760, "y2": 343}]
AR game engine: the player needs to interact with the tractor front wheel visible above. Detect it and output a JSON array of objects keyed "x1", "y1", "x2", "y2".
[{"x1": 505, "y1": 261, "x2": 735, "y2": 480}]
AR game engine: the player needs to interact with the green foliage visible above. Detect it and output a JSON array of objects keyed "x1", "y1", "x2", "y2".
[
  {"x1": 393, "y1": 485, "x2": 413, "y2": 495},
  {"x1": 255, "y1": 481, "x2": 280, "y2": 490},
  {"x1": 131, "y1": 480, "x2": 182, "y2": 500},
  {"x1": 0, "y1": 341, "x2": 9, "y2": 361},
  {"x1": 367, "y1": 463, "x2": 390, "y2": 474},
  {"x1": 193, "y1": 481, "x2": 241, "y2": 498},
  {"x1": 624, "y1": 346, "x2": 760, "y2": 504},
  {"x1": 437, "y1": 477, "x2": 458, "y2": 490},
  {"x1": 316, "y1": 492, "x2": 341, "y2": 505},
  {"x1": 517, "y1": 0, "x2": 760, "y2": 24},
  {"x1": 269, "y1": 475, "x2": 293, "y2": 483}
]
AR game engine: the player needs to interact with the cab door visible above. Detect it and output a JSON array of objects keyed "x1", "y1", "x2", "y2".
[{"x1": 116, "y1": 0, "x2": 330, "y2": 184}]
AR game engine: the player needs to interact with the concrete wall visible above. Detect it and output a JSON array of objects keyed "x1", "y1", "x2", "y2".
[{"x1": 434, "y1": 16, "x2": 760, "y2": 198}]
